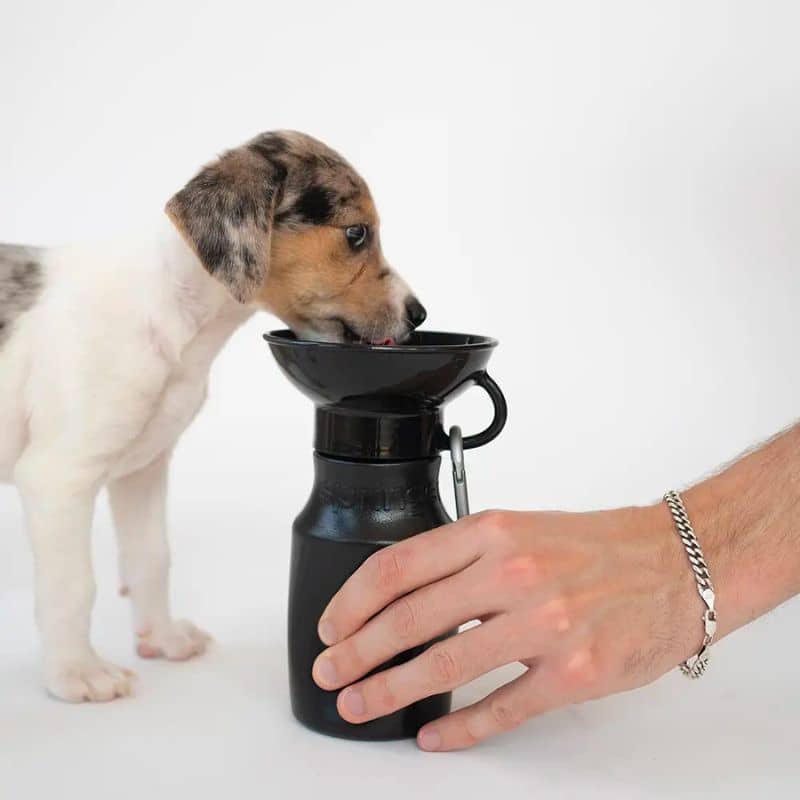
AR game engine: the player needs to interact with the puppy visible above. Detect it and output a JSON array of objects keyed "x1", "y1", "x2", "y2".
[{"x1": 0, "y1": 131, "x2": 426, "y2": 702}]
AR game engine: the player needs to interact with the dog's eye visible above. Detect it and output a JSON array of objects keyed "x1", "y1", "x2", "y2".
[{"x1": 344, "y1": 224, "x2": 369, "y2": 250}]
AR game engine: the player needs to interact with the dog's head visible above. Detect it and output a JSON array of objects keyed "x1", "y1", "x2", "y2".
[{"x1": 165, "y1": 130, "x2": 425, "y2": 344}]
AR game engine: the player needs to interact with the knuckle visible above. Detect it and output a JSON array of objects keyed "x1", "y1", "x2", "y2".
[
  {"x1": 427, "y1": 644, "x2": 462, "y2": 687},
  {"x1": 388, "y1": 597, "x2": 418, "y2": 640},
  {"x1": 337, "y1": 640, "x2": 365, "y2": 675},
  {"x1": 534, "y1": 593, "x2": 573, "y2": 636},
  {"x1": 498, "y1": 554, "x2": 541, "y2": 589},
  {"x1": 461, "y1": 717, "x2": 481, "y2": 747},
  {"x1": 476, "y1": 508, "x2": 507, "y2": 530},
  {"x1": 374, "y1": 670, "x2": 397, "y2": 710},
  {"x1": 488, "y1": 697, "x2": 524, "y2": 732},
  {"x1": 560, "y1": 646, "x2": 600, "y2": 693},
  {"x1": 475, "y1": 509, "x2": 514, "y2": 546},
  {"x1": 372, "y1": 548, "x2": 405, "y2": 591}
]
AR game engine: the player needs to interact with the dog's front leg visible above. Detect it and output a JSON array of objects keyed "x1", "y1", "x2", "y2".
[
  {"x1": 15, "y1": 449, "x2": 135, "y2": 702},
  {"x1": 109, "y1": 451, "x2": 210, "y2": 661}
]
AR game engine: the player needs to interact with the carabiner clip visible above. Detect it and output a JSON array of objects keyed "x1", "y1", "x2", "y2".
[{"x1": 449, "y1": 426, "x2": 470, "y2": 519}]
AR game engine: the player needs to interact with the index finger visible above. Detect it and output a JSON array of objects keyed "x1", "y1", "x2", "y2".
[{"x1": 318, "y1": 515, "x2": 483, "y2": 646}]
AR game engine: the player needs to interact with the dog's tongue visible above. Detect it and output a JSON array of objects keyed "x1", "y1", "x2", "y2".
[{"x1": 372, "y1": 337, "x2": 395, "y2": 346}]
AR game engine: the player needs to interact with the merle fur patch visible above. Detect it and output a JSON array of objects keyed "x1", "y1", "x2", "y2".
[
  {"x1": 0, "y1": 244, "x2": 43, "y2": 346},
  {"x1": 166, "y1": 148, "x2": 280, "y2": 303},
  {"x1": 166, "y1": 131, "x2": 371, "y2": 302},
  {"x1": 248, "y1": 133, "x2": 289, "y2": 162},
  {"x1": 249, "y1": 132, "x2": 367, "y2": 228}
]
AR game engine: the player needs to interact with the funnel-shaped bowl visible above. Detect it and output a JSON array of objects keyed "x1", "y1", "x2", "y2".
[
  {"x1": 264, "y1": 330, "x2": 496, "y2": 406},
  {"x1": 264, "y1": 330, "x2": 506, "y2": 458}
]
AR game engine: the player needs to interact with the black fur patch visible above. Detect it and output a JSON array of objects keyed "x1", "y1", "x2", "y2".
[
  {"x1": 0, "y1": 245, "x2": 43, "y2": 346},
  {"x1": 293, "y1": 185, "x2": 335, "y2": 225}
]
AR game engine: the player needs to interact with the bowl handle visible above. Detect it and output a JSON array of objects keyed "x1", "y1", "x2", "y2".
[{"x1": 438, "y1": 370, "x2": 508, "y2": 451}]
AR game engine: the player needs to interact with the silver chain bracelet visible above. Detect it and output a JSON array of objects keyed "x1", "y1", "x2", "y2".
[{"x1": 663, "y1": 490, "x2": 717, "y2": 678}]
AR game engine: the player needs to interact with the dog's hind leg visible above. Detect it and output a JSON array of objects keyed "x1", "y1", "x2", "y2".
[
  {"x1": 108, "y1": 451, "x2": 210, "y2": 661},
  {"x1": 15, "y1": 447, "x2": 136, "y2": 702}
]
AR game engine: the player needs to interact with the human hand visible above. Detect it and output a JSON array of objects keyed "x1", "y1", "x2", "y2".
[{"x1": 312, "y1": 506, "x2": 699, "y2": 751}]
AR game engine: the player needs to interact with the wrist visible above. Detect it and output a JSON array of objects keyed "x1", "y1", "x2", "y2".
[{"x1": 638, "y1": 500, "x2": 707, "y2": 668}]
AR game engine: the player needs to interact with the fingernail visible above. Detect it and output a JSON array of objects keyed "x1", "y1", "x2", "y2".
[
  {"x1": 314, "y1": 656, "x2": 338, "y2": 688},
  {"x1": 341, "y1": 687, "x2": 365, "y2": 717},
  {"x1": 318, "y1": 618, "x2": 338, "y2": 646},
  {"x1": 418, "y1": 729, "x2": 441, "y2": 751}
]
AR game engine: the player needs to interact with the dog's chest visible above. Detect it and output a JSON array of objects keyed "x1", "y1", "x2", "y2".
[
  {"x1": 110, "y1": 371, "x2": 207, "y2": 480},
  {"x1": 109, "y1": 311, "x2": 245, "y2": 481}
]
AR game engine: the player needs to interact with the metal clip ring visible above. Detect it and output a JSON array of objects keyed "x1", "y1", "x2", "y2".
[{"x1": 449, "y1": 425, "x2": 470, "y2": 519}]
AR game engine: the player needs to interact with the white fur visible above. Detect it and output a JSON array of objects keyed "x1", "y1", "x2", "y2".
[{"x1": 0, "y1": 219, "x2": 253, "y2": 701}]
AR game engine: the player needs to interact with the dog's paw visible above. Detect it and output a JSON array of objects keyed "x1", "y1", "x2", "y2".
[
  {"x1": 136, "y1": 620, "x2": 212, "y2": 661},
  {"x1": 45, "y1": 656, "x2": 136, "y2": 703}
]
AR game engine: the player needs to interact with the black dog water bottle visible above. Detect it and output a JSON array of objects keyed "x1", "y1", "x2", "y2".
[{"x1": 264, "y1": 330, "x2": 508, "y2": 740}]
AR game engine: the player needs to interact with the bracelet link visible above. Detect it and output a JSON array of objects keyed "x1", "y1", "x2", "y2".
[
  {"x1": 703, "y1": 608, "x2": 717, "y2": 638},
  {"x1": 664, "y1": 490, "x2": 717, "y2": 679},
  {"x1": 699, "y1": 586, "x2": 717, "y2": 637}
]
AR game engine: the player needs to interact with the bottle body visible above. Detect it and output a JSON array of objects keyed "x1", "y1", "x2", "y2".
[{"x1": 289, "y1": 453, "x2": 453, "y2": 740}]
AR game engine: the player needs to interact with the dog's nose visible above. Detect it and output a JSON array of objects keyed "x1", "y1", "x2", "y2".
[{"x1": 405, "y1": 298, "x2": 427, "y2": 329}]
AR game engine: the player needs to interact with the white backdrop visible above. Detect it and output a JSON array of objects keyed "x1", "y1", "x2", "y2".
[{"x1": 1, "y1": 2, "x2": 798, "y2": 798}]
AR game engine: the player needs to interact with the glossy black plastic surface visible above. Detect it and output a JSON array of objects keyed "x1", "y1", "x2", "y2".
[
  {"x1": 264, "y1": 330, "x2": 507, "y2": 459},
  {"x1": 290, "y1": 455, "x2": 453, "y2": 740}
]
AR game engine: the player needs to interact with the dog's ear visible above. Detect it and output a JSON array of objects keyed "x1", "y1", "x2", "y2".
[{"x1": 165, "y1": 147, "x2": 284, "y2": 303}]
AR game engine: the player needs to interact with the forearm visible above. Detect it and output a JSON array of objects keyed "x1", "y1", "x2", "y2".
[{"x1": 678, "y1": 423, "x2": 800, "y2": 639}]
